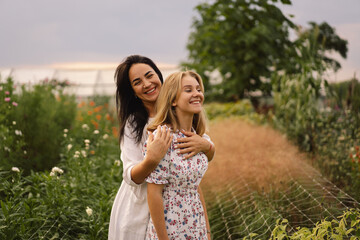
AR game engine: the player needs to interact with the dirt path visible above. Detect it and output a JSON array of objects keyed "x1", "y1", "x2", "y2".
[{"x1": 201, "y1": 118, "x2": 311, "y2": 196}]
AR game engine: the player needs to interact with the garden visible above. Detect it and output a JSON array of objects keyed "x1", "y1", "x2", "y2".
[{"x1": 1, "y1": 69, "x2": 360, "y2": 239}]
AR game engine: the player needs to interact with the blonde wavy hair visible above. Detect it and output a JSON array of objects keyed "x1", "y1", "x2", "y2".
[{"x1": 147, "y1": 70, "x2": 208, "y2": 136}]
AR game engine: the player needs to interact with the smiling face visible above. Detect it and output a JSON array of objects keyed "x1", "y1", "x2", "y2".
[
  {"x1": 172, "y1": 74, "x2": 204, "y2": 116},
  {"x1": 129, "y1": 63, "x2": 162, "y2": 107}
]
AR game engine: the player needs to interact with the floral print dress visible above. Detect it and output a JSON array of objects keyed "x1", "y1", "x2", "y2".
[{"x1": 144, "y1": 130, "x2": 209, "y2": 240}]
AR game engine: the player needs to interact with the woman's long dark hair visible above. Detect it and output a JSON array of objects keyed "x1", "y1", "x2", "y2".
[{"x1": 115, "y1": 55, "x2": 163, "y2": 144}]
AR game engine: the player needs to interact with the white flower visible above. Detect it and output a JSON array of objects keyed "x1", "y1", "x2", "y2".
[
  {"x1": 85, "y1": 144, "x2": 89, "y2": 150},
  {"x1": 84, "y1": 139, "x2": 90, "y2": 144},
  {"x1": 11, "y1": 167, "x2": 20, "y2": 172},
  {"x1": 67, "y1": 144, "x2": 73, "y2": 151},
  {"x1": 51, "y1": 167, "x2": 64, "y2": 174},
  {"x1": 86, "y1": 206, "x2": 93, "y2": 216},
  {"x1": 114, "y1": 160, "x2": 121, "y2": 166},
  {"x1": 4, "y1": 146, "x2": 10, "y2": 152},
  {"x1": 103, "y1": 134, "x2": 109, "y2": 140},
  {"x1": 12, "y1": 121, "x2": 16, "y2": 125},
  {"x1": 63, "y1": 134, "x2": 67, "y2": 138},
  {"x1": 93, "y1": 130, "x2": 99, "y2": 134},
  {"x1": 24, "y1": 150, "x2": 27, "y2": 154},
  {"x1": 74, "y1": 151, "x2": 80, "y2": 158},
  {"x1": 15, "y1": 130, "x2": 22, "y2": 136},
  {"x1": 50, "y1": 172, "x2": 55, "y2": 177},
  {"x1": 63, "y1": 129, "x2": 68, "y2": 133},
  {"x1": 82, "y1": 124, "x2": 89, "y2": 130},
  {"x1": 81, "y1": 150, "x2": 87, "y2": 158}
]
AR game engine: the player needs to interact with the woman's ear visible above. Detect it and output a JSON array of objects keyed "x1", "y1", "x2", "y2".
[{"x1": 172, "y1": 102, "x2": 177, "y2": 107}]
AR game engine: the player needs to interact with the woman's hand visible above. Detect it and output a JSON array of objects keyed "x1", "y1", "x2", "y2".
[
  {"x1": 175, "y1": 129, "x2": 212, "y2": 160},
  {"x1": 145, "y1": 125, "x2": 173, "y2": 165},
  {"x1": 130, "y1": 125, "x2": 172, "y2": 185}
]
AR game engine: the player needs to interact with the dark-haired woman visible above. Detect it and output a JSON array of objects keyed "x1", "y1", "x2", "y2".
[{"x1": 108, "y1": 55, "x2": 215, "y2": 240}]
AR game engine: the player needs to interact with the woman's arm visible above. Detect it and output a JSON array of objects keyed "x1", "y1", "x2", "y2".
[
  {"x1": 175, "y1": 130, "x2": 215, "y2": 161},
  {"x1": 198, "y1": 186, "x2": 211, "y2": 239},
  {"x1": 131, "y1": 125, "x2": 172, "y2": 184},
  {"x1": 147, "y1": 183, "x2": 169, "y2": 240}
]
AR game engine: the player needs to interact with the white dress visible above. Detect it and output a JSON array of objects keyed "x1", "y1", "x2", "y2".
[
  {"x1": 108, "y1": 119, "x2": 213, "y2": 240},
  {"x1": 108, "y1": 118, "x2": 150, "y2": 240}
]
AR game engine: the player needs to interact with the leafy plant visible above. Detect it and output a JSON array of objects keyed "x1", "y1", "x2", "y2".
[
  {"x1": 0, "y1": 114, "x2": 121, "y2": 239},
  {"x1": 7, "y1": 79, "x2": 77, "y2": 174},
  {"x1": 270, "y1": 208, "x2": 360, "y2": 239}
]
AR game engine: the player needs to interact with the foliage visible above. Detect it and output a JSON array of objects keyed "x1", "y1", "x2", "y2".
[
  {"x1": 271, "y1": 67, "x2": 324, "y2": 152},
  {"x1": 328, "y1": 77, "x2": 360, "y2": 114},
  {"x1": 350, "y1": 146, "x2": 360, "y2": 197},
  {"x1": 270, "y1": 208, "x2": 360, "y2": 239},
  {"x1": 183, "y1": 0, "x2": 295, "y2": 100},
  {"x1": 2, "y1": 78, "x2": 77, "y2": 174},
  {"x1": 312, "y1": 112, "x2": 360, "y2": 197},
  {"x1": 0, "y1": 102, "x2": 121, "y2": 239},
  {"x1": 0, "y1": 78, "x2": 26, "y2": 172},
  {"x1": 204, "y1": 100, "x2": 265, "y2": 124},
  {"x1": 295, "y1": 22, "x2": 348, "y2": 72},
  {"x1": 271, "y1": 58, "x2": 360, "y2": 201}
]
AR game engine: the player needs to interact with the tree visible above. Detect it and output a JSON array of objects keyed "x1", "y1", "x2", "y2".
[
  {"x1": 183, "y1": 0, "x2": 295, "y2": 101},
  {"x1": 294, "y1": 22, "x2": 348, "y2": 72}
]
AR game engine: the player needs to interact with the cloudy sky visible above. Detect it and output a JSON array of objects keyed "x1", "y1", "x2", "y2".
[{"x1": 0, "y1": 0, "x2": 359, "y2": 81}]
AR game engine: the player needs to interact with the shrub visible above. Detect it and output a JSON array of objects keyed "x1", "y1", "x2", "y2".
[
  {"x1": 0, "y1": 117, "x2": 121, "y2": 239},
  {"x1": 0, "y1": 78, "x2": 26, "y2": 171},
  {"x1": 6, "y1": 78, "x2": 77, "y2": 174},
  {"x1": 328, "y1": 78, "x2": 360, "y2": 114},
  {"x1": 204, "y1": 100, "x2": 265, "y2": 124}
]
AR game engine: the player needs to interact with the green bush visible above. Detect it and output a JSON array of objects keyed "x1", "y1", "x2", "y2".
[
  {"x1": 271, "y1": 69, "x2": 323, "y2": 152},
  {"x1": 328, "y1": 78, "x2": 360, "y2": 114},
  {"x1": 0, "y1": 78, "x2": 26, "y2": 172},
  {"x1": 271, "y1": 68, "x2": 360, "y2": 201},
  {"x1": 0, "y1": 119, "x2": 121, "y2": 239},
  {"x1": 204, "y1": 100, "x2": 265, "y2": 124},
  {"x1": 5, "y1": 78, "x2": 77, "y2": 174}
]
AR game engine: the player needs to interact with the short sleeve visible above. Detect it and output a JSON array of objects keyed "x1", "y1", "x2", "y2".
[
  {"x1": 144, "y1": 130, "x2": 171, "y2": 185},
  {"x1": 202, "y1": 133, "x2": 213, "y2": 144}
]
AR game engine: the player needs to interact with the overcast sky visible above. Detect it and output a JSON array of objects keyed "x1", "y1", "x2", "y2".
[{"x1": 0, "y1": 0, "x2": 359, "y2": 81}]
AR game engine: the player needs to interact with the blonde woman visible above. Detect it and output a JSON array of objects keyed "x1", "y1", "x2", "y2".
[{"x1": 144, "y1": 71, "x2": 213, "y2": 240}]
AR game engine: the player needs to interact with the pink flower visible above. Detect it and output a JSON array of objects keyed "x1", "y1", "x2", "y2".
[
  {"x1": 5, "y1": 91, "x2": 10, "y2": 95},
  {"x1": 4, "y1": 97, "x2": 10, "y2": 102},
  {"x1": 12, "y1": 102, "x2": 18, "y2": 107}
]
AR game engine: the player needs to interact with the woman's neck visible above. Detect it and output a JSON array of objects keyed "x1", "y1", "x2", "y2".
[
  {"x1": 177, "y1": 113, "x2": 194, "y2": 132},
  {"x1": 144, "y1": 103, "x2": 156, "y2": 118}
]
